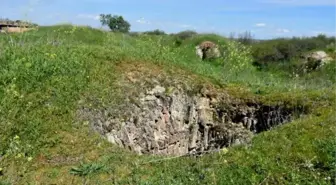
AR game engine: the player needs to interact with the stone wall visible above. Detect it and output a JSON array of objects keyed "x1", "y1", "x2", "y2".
[{"x1": 0, "y1": 27, "x2": 35, "y2": 33}]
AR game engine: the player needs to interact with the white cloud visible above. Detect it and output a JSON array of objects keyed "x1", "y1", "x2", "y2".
[
  {"x1": 255, "y1": 23, "x2": 266, "y2": 27},
  {"x1": 76, "y1": 14, "x2": 100, "y2": 20},
  {"x1": 136, "y1": 17, "x2": 151, "y2": 24}
]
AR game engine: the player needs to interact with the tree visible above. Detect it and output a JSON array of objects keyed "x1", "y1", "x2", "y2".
[
  {"x1": 99, "y1": 14, "x2": 131, "y2": 33},
  {"x1": 237, "y1": 31, "x2": 254, "y2": 45}
]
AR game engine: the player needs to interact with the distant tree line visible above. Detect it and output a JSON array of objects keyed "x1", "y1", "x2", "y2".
[
  {"x1": 0, "y1": 18, "x2": 38, "y2": 27},
  {"x1": 98, "y1": 14, "x2": 334, "y2": 70},
  {"x1": 250, "y1": 34, "x2": 335, "y2": 68}
]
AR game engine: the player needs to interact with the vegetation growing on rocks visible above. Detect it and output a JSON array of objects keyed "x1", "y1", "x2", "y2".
[{"x1": 0, "y1": 24, "x2": 335, "y2": 184}]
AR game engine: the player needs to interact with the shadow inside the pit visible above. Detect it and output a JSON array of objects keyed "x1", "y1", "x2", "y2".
[{"x1": 203, "y1": 103, "x2": 309, "y2": 154}]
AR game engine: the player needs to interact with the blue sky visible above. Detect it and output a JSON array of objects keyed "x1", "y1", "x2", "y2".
[{"x1": 1, "y1": 0, "x2": 335, "y2": 39}]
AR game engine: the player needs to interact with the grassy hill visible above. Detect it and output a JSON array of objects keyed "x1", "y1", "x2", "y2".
[{"x1": 0, "y1": 25, "x2": 335, "y2": 185}]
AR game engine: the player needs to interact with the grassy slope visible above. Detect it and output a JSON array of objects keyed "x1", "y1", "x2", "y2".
[{"x1": 0, "y1": 25, "x2": 335, "y2": 185}]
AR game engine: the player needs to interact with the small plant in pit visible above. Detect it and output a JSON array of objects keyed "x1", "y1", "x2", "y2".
[{"x1": 70, "y1": 162, "x2": 107, "y2": 177}]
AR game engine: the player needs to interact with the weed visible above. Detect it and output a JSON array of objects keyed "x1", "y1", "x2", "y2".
[{"x1": 70, "y1": 162, "x2": 106, "y2": 177}]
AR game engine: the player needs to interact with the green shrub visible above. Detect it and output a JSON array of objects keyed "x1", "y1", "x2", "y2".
[
  {"x1": 220, "y1": 40, "x2": 254, "y2": 69},
  {"x1": 143, "y1": 29, "x2": 166, "y2": 36},
  {"x1": 251, "y1": 35, "x2": 335, "y2": 68},
  {"x1": 314, "y1": 137, "x2": 336, "y2": 181},
  {"x1": 236, "y1": 31, "x2": 255, "y2": 45},
  {"x1": 128, "y1": 32, "x2": 141, "y2": 37},
  {"x1": 252, "y1": 43, "x2": 284, "y2": 66},
  {"x1": 171, "y1": 30, "x2": 198, "y2": 47},
  {"x1": 325, "y1": 43, "x2": 336, "y2": 60},
  {"x1": 173, "y1": 30, "x2": 198, "y2": 40},
  {"x1": 70, "y1": 162, "x2": 107, "y2": 177}
]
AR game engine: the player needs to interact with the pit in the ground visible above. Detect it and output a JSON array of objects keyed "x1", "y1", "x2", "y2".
[{"x1": 78, "y1": 86, "x2": 306, "y2": 156}]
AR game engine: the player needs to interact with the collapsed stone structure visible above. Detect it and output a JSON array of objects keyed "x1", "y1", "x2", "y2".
[
  {"x1": 0, "y1": 21, "x2": 36, "y2": 33},
  {"x1": 78, "y1": 84, "x2": 302, "y2": 156},
  {"x1": 195, "y1": 41, "x2": 221, "y2": 60},
  {"x1": 302, "y1": 50, "x2": 333, "y2": 71}
]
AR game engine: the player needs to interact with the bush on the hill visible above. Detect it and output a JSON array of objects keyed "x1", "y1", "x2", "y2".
[
  {"x1": 143, "y1": 29, "x2": 166, "y2": 35},
  {"x1": 174, "y1": 30, "x2": 198, "y2": 40},
  {"x1": 252, "y1": 34, "x2": 335, "y2": 68},
  {"x1": 128, "y1": 32, "x2": 141, "y2": 37},
  {"x1": 324, "y1": 42, "x2": 336, "y2": 61},
  {"x1": 220, "y1": 40, "x2": 254, "y2": 71},
  {"x1": 237, "y1": 31, "x2": 255, "y2": 45},
  {"x1": 172, "y1": 30, "x2": 198, "y2": 47}
]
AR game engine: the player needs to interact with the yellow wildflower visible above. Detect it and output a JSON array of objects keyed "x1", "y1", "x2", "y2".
[{"x1": 221, "y1": 147, "x2": 229, "y2": 154}]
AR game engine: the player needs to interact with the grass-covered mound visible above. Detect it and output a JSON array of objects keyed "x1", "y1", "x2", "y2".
[{"x1": 0, "y1": 25, "x2": 335, "y2": 184}]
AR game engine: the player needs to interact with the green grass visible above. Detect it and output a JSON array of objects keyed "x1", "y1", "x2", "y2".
[{"x1": 0, "y1": 25, "x2": 335, "y2": 184}]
